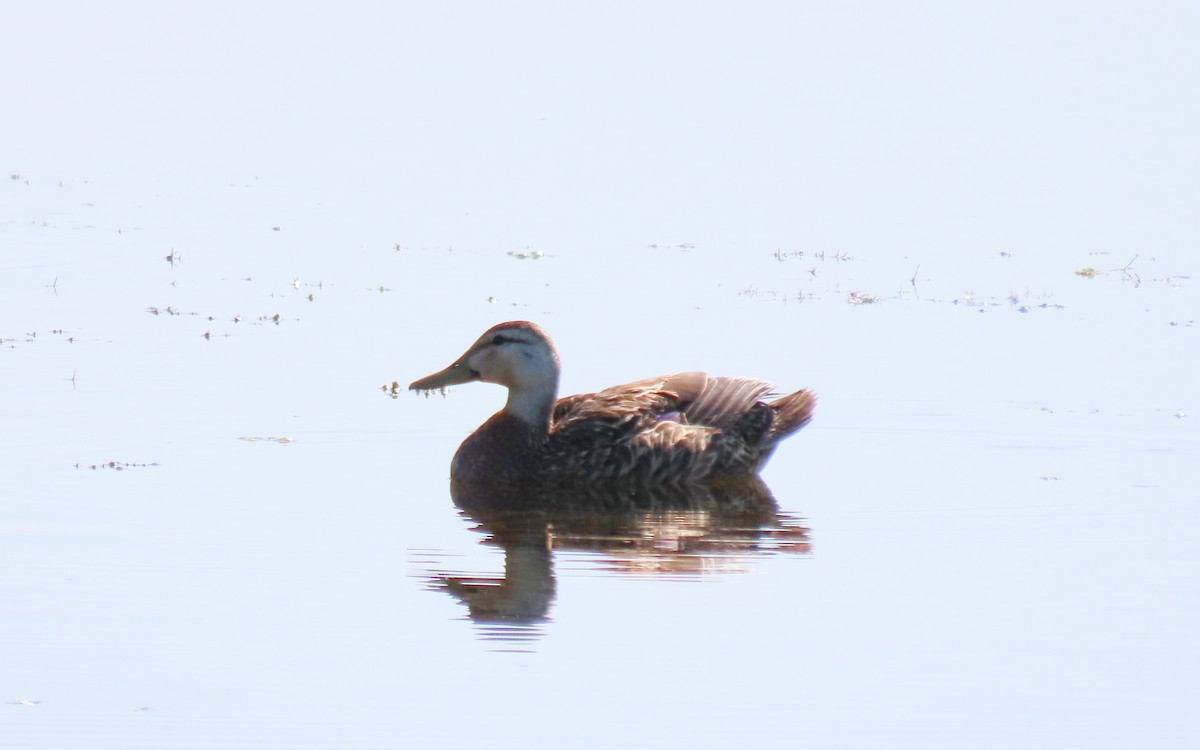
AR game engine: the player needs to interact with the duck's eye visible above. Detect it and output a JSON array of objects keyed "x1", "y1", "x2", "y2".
[{"x1": 491, "y1": 334, "x2": 512, "y2": 346}]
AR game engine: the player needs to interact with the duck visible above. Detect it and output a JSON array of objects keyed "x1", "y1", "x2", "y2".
[{"x1": 408, "y1": 321, "x2": 815, "y2": 485}]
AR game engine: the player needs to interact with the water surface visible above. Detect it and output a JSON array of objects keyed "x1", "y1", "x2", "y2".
[{"x1": 3, "y1": 3, "x2": 1198, "y2": 749}]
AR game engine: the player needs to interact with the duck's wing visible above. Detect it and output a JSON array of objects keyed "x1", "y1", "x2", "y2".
[
  {"x1": 551, "y1": 372, "x2": 706, "y2": 429},
  {"x1": 680, "y1": 375, "x2": 775, "y2": 428},
  {"x1": 545, "y1": 372, "x2": 785, "y2": 481}
]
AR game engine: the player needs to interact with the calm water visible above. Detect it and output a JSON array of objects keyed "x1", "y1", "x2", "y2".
[{"x1": 4, "y1": 3, "x2": 1199, "y2": 749}]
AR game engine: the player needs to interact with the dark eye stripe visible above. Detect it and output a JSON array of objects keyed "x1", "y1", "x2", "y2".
[{"x1": 492, "y1": 334, "x2": 513, "y2": 346}]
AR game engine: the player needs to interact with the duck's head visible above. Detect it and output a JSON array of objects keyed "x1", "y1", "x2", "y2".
[{"x1": 409, "y1": 321, "x2": 561, "y2": 426}]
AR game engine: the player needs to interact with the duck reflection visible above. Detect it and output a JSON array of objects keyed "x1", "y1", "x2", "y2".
[{"x1": 426, "y1": 477, "x2": 810, "y2": 632}]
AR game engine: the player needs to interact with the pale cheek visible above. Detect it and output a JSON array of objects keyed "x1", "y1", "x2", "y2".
[
  {"x1": 510, "y1": 358, "x2": 539, "y2": 383},
  {"x1": 480, "y1": 352, "x2": 515, "y2": 385}
]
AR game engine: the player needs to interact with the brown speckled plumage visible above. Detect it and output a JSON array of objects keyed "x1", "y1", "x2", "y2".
[{"x1": 409, "y1": 321, "x2": 814, "y2": 485}]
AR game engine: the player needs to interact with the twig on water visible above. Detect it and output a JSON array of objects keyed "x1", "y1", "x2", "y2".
[{"x1": 1115, "y1": 253, "x2": 1141, "y2": 286}]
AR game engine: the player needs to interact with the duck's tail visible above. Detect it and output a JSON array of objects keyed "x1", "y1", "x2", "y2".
[{"x1": 766, "y1": 388, "x2": 816, "y2": 442}]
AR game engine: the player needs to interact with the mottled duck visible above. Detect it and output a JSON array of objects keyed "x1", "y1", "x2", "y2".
[{"x1": 409, "y1": 321, "x2": 814, "y2": 484}]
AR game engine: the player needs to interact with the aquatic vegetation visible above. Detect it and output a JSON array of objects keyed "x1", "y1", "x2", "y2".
[
  {"x1": 386, "y1": 380, "x2": 446, "y2": 399},
  {"x1": 507, "y1": 249, "x2": 545, "y2": 260}
]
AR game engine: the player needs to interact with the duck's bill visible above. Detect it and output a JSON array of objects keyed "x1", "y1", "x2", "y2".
[{"x1": 408, "y1": 360, "x2": 479, "y2": 392}]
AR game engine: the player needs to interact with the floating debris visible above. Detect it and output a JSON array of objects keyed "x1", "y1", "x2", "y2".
[
  {"x1": 6, "y1": 699, "x2": 41, "y2": 706},
  {"x1": 237, "y1": 436, "x2": 294, "y2": 444},
  {"x1": 75, "y1": 461, "x2": 160, "y2": 471},
  {"x1": 507, "y1": 249, "x2": 545, "y2": 260},
  {"x1": 813, "y1": 250, "x2": 853, "y2": 262},
  {"x1": 848, "y1": 290, "x2": 878, "y2": 305},
  {"x1": 1075, "y1": 267, "x2": 1098, "y2": 277},
  {"x1": 146, "y1": 305, "x2": 193, "y2": 317},
  {"x1": 772, "y1": 249, "x2": 806, "y2": 261},
  {"x1": 147, "y1": 302, "x2": 292, "y2": 335},
  {"x1": 1115, "y1": 254, "x2": 1141, "y2": 286}
]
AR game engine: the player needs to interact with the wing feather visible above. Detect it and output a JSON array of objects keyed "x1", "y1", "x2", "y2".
[
  {"x1": 545, "y1": 372, "x2": 770, "y2": 481},
  {"x1": 682, "y1": 376, "x2": 773, "y2": 429}
]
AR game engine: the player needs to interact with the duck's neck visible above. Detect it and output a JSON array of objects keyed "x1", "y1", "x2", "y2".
[{"x1": 503, "y1": 377, "x2": 558, "y2": 433}]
